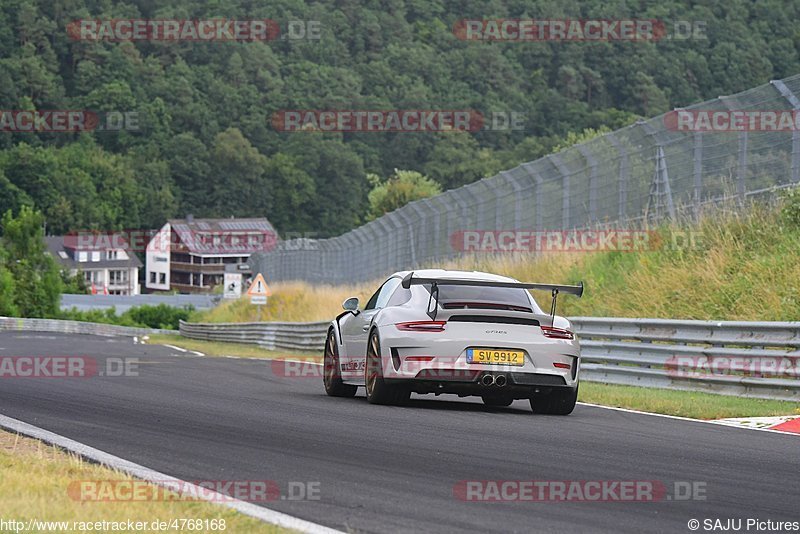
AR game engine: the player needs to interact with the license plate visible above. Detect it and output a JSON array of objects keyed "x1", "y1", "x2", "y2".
[{"x1": 467, "y1": 348, "x2": 525, "y2": 366}]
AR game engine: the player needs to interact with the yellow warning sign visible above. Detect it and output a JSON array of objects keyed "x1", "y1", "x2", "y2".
[{"x1": 246, "y1": 273, "x2": 271, "y2": 297}]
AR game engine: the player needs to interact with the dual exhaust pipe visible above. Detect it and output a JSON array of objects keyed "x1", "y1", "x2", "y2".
[{"x1": 480, "y1": 373, "x2": 507, "y2": 387}]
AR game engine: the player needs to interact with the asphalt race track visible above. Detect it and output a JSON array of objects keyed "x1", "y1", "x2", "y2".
[{"x1": 0, "y1": 332, "x2": 797, "y2": 533}]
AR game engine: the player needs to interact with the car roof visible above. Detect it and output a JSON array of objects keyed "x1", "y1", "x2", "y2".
[{"x1": 391, "y1": 269, "x2": 520, "y2": 284}]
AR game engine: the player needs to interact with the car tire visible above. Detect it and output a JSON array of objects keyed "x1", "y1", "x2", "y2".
[
  {"x1": 365, "y1": 330, "x2": 410, "y2": 406},
  {"x1": 481, "y1": 395, "x2": 514, "y2": 407},
  {"x1": 530, "y1": 385, "x2": 578, "y2": 415},
  {"x1": 323, "y1": 329, "x2": 357, "y2": 398}
]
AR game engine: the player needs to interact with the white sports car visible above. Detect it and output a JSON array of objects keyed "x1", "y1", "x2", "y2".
[{"x1": 323, "y1": 269, "x2": 584, "y2": 414}]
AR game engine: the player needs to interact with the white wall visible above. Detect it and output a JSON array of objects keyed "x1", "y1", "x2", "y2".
[{"x1": 145, "y1": 223, "x2": 171, "y2": 291}]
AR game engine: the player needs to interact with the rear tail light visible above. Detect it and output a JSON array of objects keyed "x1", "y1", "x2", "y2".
[
  {"x1": 540, "y1": 326, "x2": 574, "y2": 340},
  {"x1": 395, "y1": 321, "x2": 446, "y2": 332},
  {"x1": 405, "y1": 356, "x2": 435, "y2": 362},
  {"x1": 553, "y1": 362, "x2": 571, "y2": 369}
]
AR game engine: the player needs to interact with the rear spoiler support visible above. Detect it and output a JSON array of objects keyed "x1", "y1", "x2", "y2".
[{"x1": 401, "y1": 272, "x2": 584, "y2": 321}]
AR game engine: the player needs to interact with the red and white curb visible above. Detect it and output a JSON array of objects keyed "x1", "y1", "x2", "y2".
[{"x1": 711, "y1": 415, "x2": 800, "y2": 434}]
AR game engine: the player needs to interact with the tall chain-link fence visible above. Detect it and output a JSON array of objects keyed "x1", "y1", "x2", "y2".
[{"x1": 253, "y1": 74, "x2": 800, "y2": 284}]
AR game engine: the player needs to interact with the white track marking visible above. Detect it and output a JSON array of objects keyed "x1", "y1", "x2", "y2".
[
  {"x1": 163, "y1": 344, "x2": 187, "y2": 352},
  {"x1": 577, "y1": 402, "x2": 798, "y2": 436},
  {"x1": 0, "y1": 413, "x2": 343, "y2": 534}
]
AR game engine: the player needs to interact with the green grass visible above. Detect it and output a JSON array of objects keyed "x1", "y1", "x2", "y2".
[
  {"x1": 192, "y1": 200, "x2": 800, "y2": 324},
  {"x1": 146, "y1": 333, "x2": 320, "y2": 361},
  {"x1": 578, "y1": 382, "x2": 800, "y2": 420},
  {"x1": 447, "y1": 202, "x2": 800, "y2": 321},
  {"x1": 0, "y1": 430, "x2": 292, "y2": 533}
]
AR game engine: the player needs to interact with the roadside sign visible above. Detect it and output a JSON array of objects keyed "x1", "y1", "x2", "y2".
[
  {"x1": 223, "y1": 272, "x2": 242, "y2": 299},
  {"x1": 247, "y1": 273, "x2": 271, "y2": 305}
]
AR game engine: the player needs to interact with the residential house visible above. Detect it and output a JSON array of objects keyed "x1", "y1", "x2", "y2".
[
  {"x1": 145, "y1": 217, "x2": 277, "y2": 293},
  {"x1": 46, "y1": 234, "x2": 142, "y2": 295}
]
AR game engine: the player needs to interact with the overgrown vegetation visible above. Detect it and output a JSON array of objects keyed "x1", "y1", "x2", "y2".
[
  {"x1": 194, "y1": 195, "x2": 800, "y2": 323},
  {"x1": 0, "y1": 430, "x2": 290, "y2": 533},
  {"x1": 61, "y1": 304, "x2": 193, "y2": 330},
  {"x1": 2, "y1": 1, "x2": 799, "y2": 237},
  {"x1": 0, "y1": 206, "x2": 64, "y2": 317},
  {"x1": 366, "y1": 170, "x2": 441, "y2": 221}
]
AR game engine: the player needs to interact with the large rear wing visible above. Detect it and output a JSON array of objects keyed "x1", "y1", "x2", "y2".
[
  {"x1": 400, "y1": 272, "x2": 584, "y2": 320},
  {"x1": 400, "y1": 273, "x2": 583, "y2": 296}
]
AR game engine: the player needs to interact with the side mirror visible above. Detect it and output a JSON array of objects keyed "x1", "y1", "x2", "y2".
[{"x1": 342, "y1": 297, "x2": 360, "y2": 313}]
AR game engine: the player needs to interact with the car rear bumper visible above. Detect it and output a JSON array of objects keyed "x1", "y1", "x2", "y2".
[{"x1": 386, "y1": 369, "x2": 576, "y2": 397}]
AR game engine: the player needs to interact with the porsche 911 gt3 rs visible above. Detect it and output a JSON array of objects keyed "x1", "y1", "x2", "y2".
[{"x1": 323, "y1": 269, "x2": 584, "y2": 414}]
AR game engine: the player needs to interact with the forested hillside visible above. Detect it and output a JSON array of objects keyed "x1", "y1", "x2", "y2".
[{"x1": 1, "y1": 0, "x2": 799, "y2": 237}]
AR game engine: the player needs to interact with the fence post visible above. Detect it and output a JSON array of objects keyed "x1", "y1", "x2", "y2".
[
  {"x1": 521, "y1": 162, "x2": 545, "y2": 231},
  {"x1": 770, "y1": 79, "x2": 800, "y2": 184},
  {"x1": 501, "y1": 170, "x2": 524, "y2": 230},
  {"x1": 693, "y1": 131, "x2": 703, "y2": 218},
  {"x1": 420, "y1": 198, "x2": 442, "y2": 261},
  {"x1": 576, "y1": 144, "x2": 598, "y2": 222},
  {"x1": 606, "y1": 133, "x2": 629, "y2": 223},
  {"x1": 396, "y1": 207, "x2": 420, "y2": 267},
  {"x1": 549, "y1": 154, "x2": 571, "y2": 229},
  {"x1": 720, "y1": 95, "x2": 748, "y2": 203}
]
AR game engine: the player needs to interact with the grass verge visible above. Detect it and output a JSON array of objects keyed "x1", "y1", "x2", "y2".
[
  {"x1": 0, "y1": 429, "x2": 290, "y2": 533},
  {"x1": 578, "y1": 382, "x2": 800, "y2": 420},
  {"x1": 192, "y1": 199, "x2": 800, "y2": 323},
  {"x1": 146, "y1": 333, "x2": 320, "y2": 361}
]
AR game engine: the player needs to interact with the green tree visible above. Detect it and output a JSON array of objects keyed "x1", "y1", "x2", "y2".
[
  {"x1": 367, "y1": 169, "x2": 441, "y2": 221},
  {"x1": 209, "y1": 128, "x2": 270, "y2": 217},
  {"x1": 1, "y1": 206, "x2": 62, "y2": 317}
]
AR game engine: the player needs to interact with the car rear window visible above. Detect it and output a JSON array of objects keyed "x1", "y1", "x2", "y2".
[{"x1": 422, "y1": 284, "x2": 534, "y2": 312}]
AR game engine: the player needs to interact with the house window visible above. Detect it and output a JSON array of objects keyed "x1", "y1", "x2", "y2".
[
  {"x1": 106, "y1": 250, "x2": 118, "y2": 260},
  {"x1": 150, "y1": 272, "x2": 156, "y2": 284},
  {"x1": 91, "y1": 251, "x2": 100, "y2": 262},
  {"x1": 159, "y1": 273, "x2": 166, "y2": 284},
  {"x1": 109, "y1": 270, "x2": 127, "y2": 285},
  {"x1": 78, "y1": 251, "x2": 88, "y2": 262}
]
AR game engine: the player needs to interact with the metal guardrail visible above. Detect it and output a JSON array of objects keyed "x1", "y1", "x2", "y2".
[
  {"x1": 179, "y1": 320, "x2": 328, "y2": 352},
  {"x1": 6, "y1": 316, "x2": 795, "y2": 399},
  {"x1": 0, "y1": 317, "x2": 174, "y2": 337},
  {"x1": 180, "y1": 318, "x2": 800, "y2": 400},
  {"x1": 572, "y1": 317, "x2": 800, "y2": 401}
]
